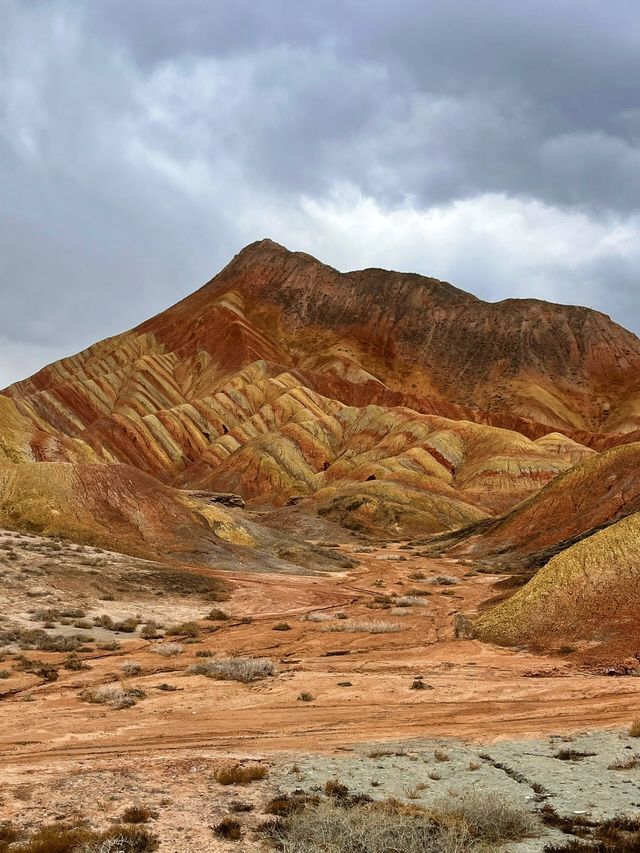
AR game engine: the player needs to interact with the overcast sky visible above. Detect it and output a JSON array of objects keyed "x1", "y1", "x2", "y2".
[{"x1": 2, "y1": 1, "x2": 640, "y2": 386}]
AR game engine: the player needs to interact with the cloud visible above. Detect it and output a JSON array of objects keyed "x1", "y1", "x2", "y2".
[
  {"x1": 1, "y1": 0, "x2": 639, "y2": 385},
  {"x1": 258, "y1": 188, "x2": 640, "y2": 320}
]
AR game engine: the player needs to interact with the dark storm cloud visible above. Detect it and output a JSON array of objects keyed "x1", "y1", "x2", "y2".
[
  {"x1": 1, "y1": 0, "x2": 639, "y2": 384},
  {"x1": 86, "y1": 0, "x2": 640, "y2": 211}
]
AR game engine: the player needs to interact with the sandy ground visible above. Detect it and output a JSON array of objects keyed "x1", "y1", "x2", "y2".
[{"x1": 1, "y1": 530, "x2": 640, "y2": 850}]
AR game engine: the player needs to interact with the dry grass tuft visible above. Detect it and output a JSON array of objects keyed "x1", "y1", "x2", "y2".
[
  {"x1": 206, "y1": 608, "x2": 230, "y2": 621},
  {"x1": 608, "y1": 754, "x2": 640, "y2": 770},
  {"x1": 213, "y1": 816, "x2": 242, "y2": 840},
  {"x1": 166, "y1": 621, "x2": 200, "y2": 638},
  {"x1": 301, "y1": 612, "x2": 334, "y2": 622},
  {"x1": 629, "y1": 720, "x2": 640, "y2": 738},
  {"x1": 120, "y1": 805, "x2": 158, "y2": 824},
  {"x1": 429, "y1": 790, "x2": 537, "y2": 842},
  {"x1": 190, "y1": 655, "x2": 276, "y2": 683},
  {"x1": 80, "y1": 684, "x2": 145, "y2": 710},
  {"x1": 0, "y1": 823, "x2": 158, "y2": 853},
  {"x1": 213, "y1": 762, "x2": 268, "y2": 785},
  {"x1": 394, "y1": 596, "x2": 427, "y2": 608},
  {"x1": 325, "y1": 620, "x2": 404, "y2": 634},
  {"x1": 151, "y1": 642, "x2": 183, "y2": 657}
]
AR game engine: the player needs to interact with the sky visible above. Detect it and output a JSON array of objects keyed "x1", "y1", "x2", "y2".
[{"x1": 1, "y1": 1, "x2": 640, "y2": 386}]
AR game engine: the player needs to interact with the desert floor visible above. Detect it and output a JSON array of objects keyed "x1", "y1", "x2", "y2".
[{"x1": 1, "y1": 529, "x2": 639, "y2": 851}]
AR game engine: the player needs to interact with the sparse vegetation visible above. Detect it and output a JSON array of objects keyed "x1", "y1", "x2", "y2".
[
  {"x1": 63, "y1": 653, "x2": 89, "y2": 671},
  {"x1": 302, "y1": 612, "x2": 334, "y2": 622},
  {"x1": 139, "y1": 621, "x2": 162, "y2": 639},
  {"x1": 554, "y1": 748, "x2": 595, "y2": 761},
  {"x1": 325, "y1": 620, "x2": 404, "y2": 633},
  {"x1": 263, "y1": 790, "x2": 536, "y2": 852},
  {"x1": 430, "y1": 790, "x2": 537, "y2": 842},
  {"x1": 97, "y1": 640, "x2": 120, "y2": 651},
  {"x1": 121, "y1": 805, "x2": 158, "y2": 824},
  {"x1": 297, "y1": 691, "x2": 315, "y2": 702},
  {"x1": 121, "y1": 660, "x2": 142, "y2": 676},
  {"x1": 273, "y1": 621, "x2": 292, "y2": 631},
  {"x1": 608, "y1": 754, "x2": 640, "y2": 770},
  {"x1": 166, "y1": 621, "x2": 200, "y2": 638},
  {"x1": 206, "y1": 608, "x2": 230, "y2": 621},
  {"x1": 14, "y1": 657, "x2": 59, "y2": 682},
  {"x1": 80, "y1": 684, "x2": 146, "y2": 710},
  {"x1": 2, "y1": 628, "x2": 91, "y2": 652},
  {"x1": 151, "y1": 642, "x2": 183, "y2": 657},
  {"x1": 114, "y1": 617, "x2": 140, "y2": 633},
  {"x1": 213, "y1": 816, "x2": 242, "y2": 840},
  {"x1": 540, "y1": 805, "x2": 640, "y2": 851},
  {"x1": 189, "y1": 655, "x2": 276, "y2": 682},
  {"x1": 213, "y1": 762, "x2": 268, "y2": 784},
  {"x1": 0, "y1": 823, "x2": 158, "y2": 852},
  {"x1": 629, "y1": 720, "x2": 640, "y2": 737},
  {"x1": 394, "y1": 595, "x2": 426, "y2": 607}
]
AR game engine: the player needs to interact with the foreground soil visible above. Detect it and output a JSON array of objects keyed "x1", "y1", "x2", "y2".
[{"x1": 1, "y1": 530, "x2": 639, "y2": 850}]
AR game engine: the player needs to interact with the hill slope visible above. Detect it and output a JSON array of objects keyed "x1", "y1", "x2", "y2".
[{"x1": 4, "y1": 239, "x2": 638, "y2": 538}]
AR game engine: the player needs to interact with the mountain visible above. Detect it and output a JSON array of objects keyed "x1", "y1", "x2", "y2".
[
  {"x1": 2, "y1": 239, "x2": 640, "y2": 654},
  {"x1": 3, "y1": 240, "x2": 636, "y2": 538}
]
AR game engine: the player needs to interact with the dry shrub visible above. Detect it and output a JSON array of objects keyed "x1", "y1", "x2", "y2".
[
  {"x1": 114, "y1": 618, "x2": 140, "y2": 633},
  {"x1": 63, "y1": 653, "x2": 90, "y2": 671},
  {"x1": 325, "y1": 620, "x2": 404, "y2": 634},
  {"x1": 97, "y1": 641, "x2": 120, "y2": 651},
  {"x1": 151, "y1": 642, "x2": 183, "y2": 657},
  {"x1": 17, "y1": 630, "x2": 91, "y2": 652},
  {"x1": 80, "y1": 684, "x2": 145, "y2": 710},
  {"x1": 394, "y1": 596, "x2": 426, "y2": 608},
  {"x1": 139, "y1": 622, "x2": 161, "y2": 640},
  {"x1": 429, "y1": 790, "x2": 536, "y2": 842},
  {"x1": 301, "y1": 612, "x2": 333, "y2": 622},
  {"x1": 265, "y1": 793, "x2": 320, "y2": 816},
  {"x1": 213, "y1": 816, "x2": 242, "y2": 840},
  {"x1": 554, "y1": 749, "x2": 595, "y2": 761},
  {"x1": 206, "y1": 609, "x2": 230, "y2": 621},
  {"x1": 273, "y1": 622, "x2": 292, "y2": 631},
  {"x1": 14, "y1": 658, "x2": 59, "y2": 682},
  {"x1": 213, "y1": 762, "x2": 268, "y2": 785},
  {"x1": 120, "y1": 805, "x2": 158, "y2": 824},
  {"x1": 121, "y1": 661, "x2": 142, "y2": 676},
  {"x1": 263, "y1": 799, "x2": 470, "y2": 853},
  {"x1": 325, "y1": 779, "x2": 349, "y2": 799},
  {"x1": 629, "y1": 720, "x2": 640, "y2": 738},
  {"x1": 190, "y1": 655, "x2": 276, "y2": 683},
  {"x1": 298, "y1": 691, "x2": 314, "y2": 702},
  {"x1": 0, "y1": 824, "x2": 158, "y2": 853},
  {"x1": 166, "y1": 621, "x2": 200, "y2": 638},
  {"x1": 608, "y1": 754, "x2": 640, "y2": 770}
]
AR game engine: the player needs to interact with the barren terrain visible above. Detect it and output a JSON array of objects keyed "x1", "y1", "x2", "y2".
[{"x1": 1, "y1": 527, "x2": 639, "y2": 851}]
